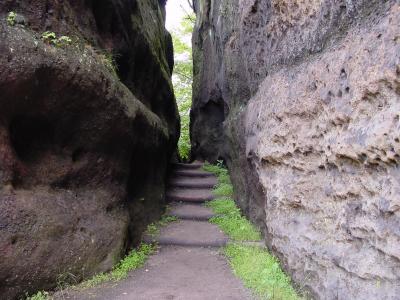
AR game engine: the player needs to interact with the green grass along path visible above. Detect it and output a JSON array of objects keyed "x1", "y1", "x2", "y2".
[{"x1": 203, "y1": 163, "x2": 302, "y2": 300}]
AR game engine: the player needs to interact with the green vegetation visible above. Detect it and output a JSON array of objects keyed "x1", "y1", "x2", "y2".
[
  {"x1": 7, "y1": 11, "x2": 16, "y2": 26},
  {"x1": 41, "y1": 31, "x2": 57, "y2": 45},
  {"x1": 203, "y1": 161, "x2": 231, "y2": 184},
  {"x1": 26, "y1": 243, "x2": 155, "y2": 298},
  {"x1": 57, "y1": 35, "x2": 72, "y2": 46},
  {"x1": 82, "y1": 44, "x2": 118, "y2": 76},
  {"x1": 225, "y1": 244, "x2": 300, "y2": 300},
  {"x1": 171, "y1": 14, "x2": 195, "y2": 161},
  {"x1": 80, "y1": 243, "x2": 155, "y2": 288},
  {"x1": 26, "y1": 291, "x2": 49, "y2": 300},
  {"x1": 207, "y1": 199, "x2": 261, "y2": 241},
  {"x1": 146, "y1": 215, "x2": 178, "y2": 237},
  {"x1": 111, "y1": 243, "x2": 155, "y2": 280},
  {"x1": 204, "y1": 162, "x2": 261, "y2": 241},
  {"x1": 79, "y1": 211, "x2": 177, "y2": 289},
  {"x1": 95, "y1": 51, "x2": 118, "y2": 75},
  {"x1": 41, "y1": 31, "x2": 72, "y2": 47},
  {"x1": 204, "y1": 162, "x2": 302, "y2": 299},
  {"x1": 213, "y1": 183, "x2": 234, "y2": 198}
]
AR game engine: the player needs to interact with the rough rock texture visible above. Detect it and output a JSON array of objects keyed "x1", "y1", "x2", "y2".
[
  {"x1": 0, "y1": 1, "x2": 179, "y2": 299},
  {"x1": 192, "y1": 0, "x2": 400, "y2": 299}
]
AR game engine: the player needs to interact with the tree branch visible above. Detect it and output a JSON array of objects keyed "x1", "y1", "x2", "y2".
[
  {"x1": 180, "y1": 4, "x2": 195, "y2": 22},
  {"x1": 187, "y1": 0, "x2": 194, "y2": 11}
]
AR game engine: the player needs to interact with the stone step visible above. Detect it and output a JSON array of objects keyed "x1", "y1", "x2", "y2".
[
  {"x1": 172, "y1": 169, "x2": 214, "y2": 178},
  {"x1": 168, "y1": 176, "x2": 217, "y2": 189},
  {"x1": 166, "y1": 188, "x2": 214, "y2": 203},
  {"x1": 167, "y1": 203, "x2": 216, "y2": 221},
  {"x1": 143, "y1": 220, "x2": 228, "y2": 248},
  {"x1": 143, "y1": 236, "x2": 228, "y2": 248},
  {"x1": 172, "y1": 162, "x2": 204, "y2": 170}
]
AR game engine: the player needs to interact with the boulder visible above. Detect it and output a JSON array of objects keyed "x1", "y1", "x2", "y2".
[
  {"x1": 0, "y1": 0, "x2": 179, "y2": 298},
  {"x1": 192, "y1": 0, "x2": 400, "y2": 298}
]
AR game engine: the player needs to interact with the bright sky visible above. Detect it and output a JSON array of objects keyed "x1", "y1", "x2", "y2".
[{"x1": 165, "y1": 0, "x2": 192, "y2": 31}]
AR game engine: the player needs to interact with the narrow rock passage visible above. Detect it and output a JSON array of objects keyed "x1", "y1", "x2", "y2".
[{"x1": 57, "y1": 162, "x2": 253, "y2": 300}]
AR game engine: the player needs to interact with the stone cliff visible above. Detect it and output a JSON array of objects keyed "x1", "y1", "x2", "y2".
[
  {"x1": 0, "y1": 0, "x2": 179, "y2": 298},
  {"x1": 191, "y1": 0, "x2": 400, "y2": 298}
]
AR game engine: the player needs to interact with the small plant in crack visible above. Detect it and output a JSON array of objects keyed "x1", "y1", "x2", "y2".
[
  {"x1": 85, "y1": 45, "x2": 119, "y2": 76},
  {"x1": 57, "y1": 35, "x2": 72, "y2": 46},
  {"x1": 41, "y1": 31, "x2": 57, "y2": 45},
  {"x1": 41, "y1": 32, "x2": 73, "y2": 47},
  {"x1": 7, "y1": 11, "x2": 16, "y2": 26},
  {"x1": 99, "y1": 52, "x2": 118, "y2": 75}
]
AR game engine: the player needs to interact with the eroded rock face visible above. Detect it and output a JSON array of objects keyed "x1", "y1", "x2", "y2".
[
  {"x1": 0, "y1": 0, "x2": 179, "y2": 298},
  {"x1": 192, "y1": 0, "x2": 400, "y2": 298}
]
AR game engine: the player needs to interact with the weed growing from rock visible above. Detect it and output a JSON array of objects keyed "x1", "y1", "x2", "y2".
[
  {"x1": 99, "y1": 52, "x2": 118, "y2": 75},
  {"x1": 57, "y1": 36, "x2": 72, "y2": 46},
  {"x1": 84, "y1": 45, "x2": 119, "y2": 76},
  {"x1": 41, "y1": 31, "x2": 57, "y2": 45},
  {"x1": 41, "y1": 32, "x2": 73, "y2": 47},
  {"x1": 7, "y1": 12, "x2": 16, "y2": 26}
]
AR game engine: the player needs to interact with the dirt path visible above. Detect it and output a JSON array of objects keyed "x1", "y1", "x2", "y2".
[{"x1": 55, "y1": 163, "x2": 253, "y2": 300}]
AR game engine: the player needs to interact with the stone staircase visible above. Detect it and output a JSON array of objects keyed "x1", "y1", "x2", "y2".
[
  {"x1": 53, "y1": 162, "x2": 253, "y2": 299},
  {"x1": 143, "y1": 162, "x2": 229, "y2": 247}
]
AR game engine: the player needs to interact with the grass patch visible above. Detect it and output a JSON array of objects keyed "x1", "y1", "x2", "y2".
[
  {"x1": 203, "y1": 162, "x2": 230, "y2": 180},
  {"x1": 110, "y1": 243, "x2": 155, "y2": 280},
  {"x1": 207, "y1": 198, "x2": 261, "y2": 241},
  {"x1": 206, "y1": 198, "x2": 239, "y2": 216},
  {"x1": 225, "y1": 244, "x2": 301, "y2": 300},
  {"x1": 203, "y1": 162, "x2": 233, "y2": 198},
  {"x1": 213, "y1": 183, "x2": 234, "y2": 198},
  {"x1": 204, "y1": 162, "x2": 302, "y2": 299},
  {"x1": 203, "y1": 163, "x2": 231, "y2": 188},
  {"x1": 203, "y1": 163, "x2": 261, "y2": 241},
  {"x1": 146, "y1": 215, "x2": 178, "y2": 237},
  {"x1": 80, "y1": 243, "x2": 155, "y2": 288},
  {"x1": 211, "y1": 215, "x2": 261, "y2": 241}
]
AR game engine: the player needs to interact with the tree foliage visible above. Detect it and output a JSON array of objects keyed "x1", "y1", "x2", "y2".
[{"x1": 171, "y1": 14, "x2": 195, "y2": 161}]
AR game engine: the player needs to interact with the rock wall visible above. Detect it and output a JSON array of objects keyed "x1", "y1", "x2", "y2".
[
  {"x1": 191, "y1": 0, "x2": 400, "y2": 298},
  {"x1": 0, "y1": 0, "x2": 179, "y2": 298}
]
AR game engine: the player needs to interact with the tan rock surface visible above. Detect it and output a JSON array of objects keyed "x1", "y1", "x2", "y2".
[{"x1": 191, "y1": 0, "x2": 400, "y2": 298}]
